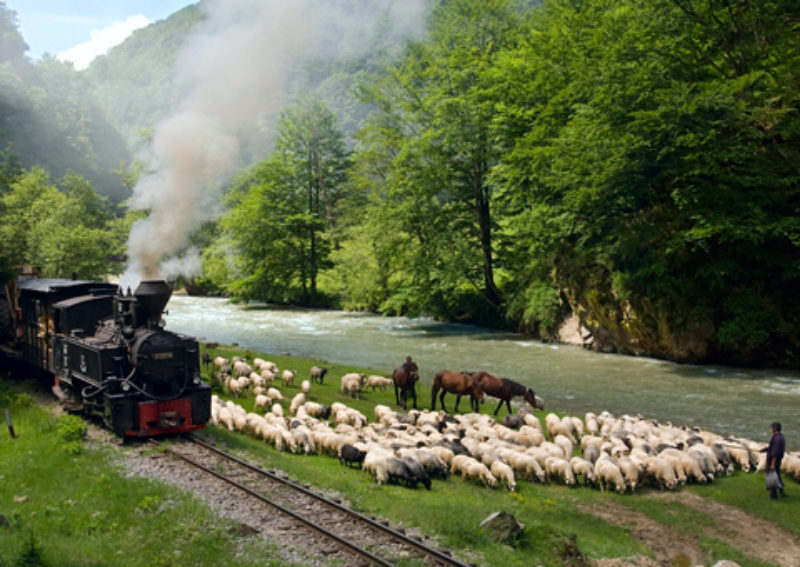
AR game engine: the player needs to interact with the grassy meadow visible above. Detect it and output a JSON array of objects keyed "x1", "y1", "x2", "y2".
[{"x1": 1, "y1": 342, "x2": 797, "y2": 567}]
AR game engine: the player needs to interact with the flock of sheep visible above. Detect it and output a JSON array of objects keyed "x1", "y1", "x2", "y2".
[{"x1": 206, "y1": 354, "x2": 800, "y2": 493}]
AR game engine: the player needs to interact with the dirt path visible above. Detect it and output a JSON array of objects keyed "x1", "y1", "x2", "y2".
[
  {"x1": 581, "y1": 492, "x2": 800, "y2": 567},
  {"x1": 580, "y1": 501, "x2": 708, "y2": 566},
  {"x1": 659, "y1": 492, "x2": 800, "y2": 567}
]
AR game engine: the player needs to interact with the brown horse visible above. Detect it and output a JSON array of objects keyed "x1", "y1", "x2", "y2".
[
  {"x1": 470, "y1": 371, "x2": 543, "y2": 416},
  {"x1": 431, "y1": 370, "x2": 484, "y2": 414},
  {"x1": 392, "y1": 359, "x2": 420, "y2": 410}
]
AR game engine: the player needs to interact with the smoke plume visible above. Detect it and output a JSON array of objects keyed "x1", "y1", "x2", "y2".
[{"x1": 123, "y1": 0, "x2": 427, "y2": 286}]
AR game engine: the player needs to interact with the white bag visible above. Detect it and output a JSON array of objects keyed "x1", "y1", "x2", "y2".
[{"x1": 766, "y1": 470, "x2": 781, "y2": 491}]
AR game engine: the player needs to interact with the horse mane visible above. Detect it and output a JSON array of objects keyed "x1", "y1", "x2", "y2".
[{"x1": 500, "y1": 377, "x2": 526, "y2": 396}]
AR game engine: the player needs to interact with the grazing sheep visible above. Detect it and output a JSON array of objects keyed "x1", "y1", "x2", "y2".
[
  {"x1": 569, "y1": 457, "x2": 597, "y2": 486},
  {"x1": 271, "y1": 403, "x2": 284, "y2": 418},
  {"x1": 617, "y1": 456, "x2": 642, "y2": 492},
  {"x1": 545, "y1": 456, "x2": 576, "y2": 486},
  {"x1": 302, "y1": 401, "x2": 332, "y2": 420},
  {"x1": 281, "y1": 369, "x2": 298, "y2": 388},
  {"x1": 397, "y1": 448, "x2": 449, "y2": 479},
  {"x1": 554, "y1": 434, "x2": 574, "y2": 459},
  {"x1": 289, "y1": 392, "x2": 306, "y2": 416},
  {"x1": 339, "y1": 444, "x2": 367, "y2": 468},
  {"x1": 643, "y1": 455, "x2": 678, "y2": 490},
  {"x1": 341, "y1": 373, "x2": 365, "y2": 399},
  {"x1": 233, "y1": 361, "x2": 252, "y2": 377},
  {"x1": 490, "y1": 460, "x2": 517, "y2": 491},
  {"x1": 301, "y1": 379, "x2": 311, "y2": 395},
  {"x1": 366, "y1": 375, "x2": 392, "y2": 392},
  {"x1": 310, "y1": 365, "x2": 328, "y2": 384},
  {"x1": 254, "y1": 394, "x2": 270, "y2": 412},
  {"x1": 266, "y1": 387, "x2": 284, "y2": 403},
  {"x1": 451, "y1": 455, "x2": 497, "y2": 487},
  {"x1": 399, "y1": 456, "x2": 432, "y2": 489},
  {"x1": 260, "y1": 369, "x2": 275, "y2": 385},
  {"x1": 595, "y1": 455, "x2": 626, "y2": 494}
]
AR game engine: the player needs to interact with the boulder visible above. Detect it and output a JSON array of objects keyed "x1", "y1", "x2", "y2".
[{"x1": 478, "y1": 511, "x2": 524, "y2": 542}]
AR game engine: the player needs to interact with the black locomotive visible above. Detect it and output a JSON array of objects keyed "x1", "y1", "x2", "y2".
[{"x1": 5, "y1": 277, "x2": 210, "y2": 437}]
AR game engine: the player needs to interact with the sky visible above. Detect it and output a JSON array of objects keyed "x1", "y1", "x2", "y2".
[{"x1": 6, "y1": 0, "x2": 195, "y2": 69}]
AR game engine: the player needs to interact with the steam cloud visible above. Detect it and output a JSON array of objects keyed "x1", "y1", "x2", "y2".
[{"x1": 124, "y1": 0, "x2": 427, "y2": 287}]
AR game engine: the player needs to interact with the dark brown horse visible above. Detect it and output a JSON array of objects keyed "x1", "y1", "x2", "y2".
[
  {"x1": 431, "y1": 370, "x2": 484, "y2": 413},
  {"x1": 392, "y1": 358, "x2": 419, "y2": 410},
  {"x1": 470, "y1": 371, "x2": 543, "y2": 416}
]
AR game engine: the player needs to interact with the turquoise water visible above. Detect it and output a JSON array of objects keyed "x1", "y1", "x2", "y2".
[{"x1": 166, "y1": 295, "x2": 799, "y2": 447}]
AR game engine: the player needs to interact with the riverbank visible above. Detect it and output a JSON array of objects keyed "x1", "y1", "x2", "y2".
[{"x1": 165, "y1": 295, "x2": 800, "y2": 446}]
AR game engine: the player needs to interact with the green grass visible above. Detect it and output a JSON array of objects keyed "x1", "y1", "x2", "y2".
[
  {"x1": 0, "y1": 383, "x2": 291, "y2": 567},
  {"x1": 3, "y1": 342, "x2": 798, "y2": 567}
]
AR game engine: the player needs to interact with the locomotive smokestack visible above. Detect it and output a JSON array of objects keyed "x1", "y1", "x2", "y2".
[{"x1": 134, "y1": 280, "x2": 172, "y2": 328}]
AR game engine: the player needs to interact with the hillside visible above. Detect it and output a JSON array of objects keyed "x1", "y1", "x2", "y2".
[{"x1": 0, "y1": 6, "x2": 130, "y2": 202}]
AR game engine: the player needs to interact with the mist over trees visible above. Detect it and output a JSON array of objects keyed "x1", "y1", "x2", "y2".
[{"x1": 0, "y1": 0, "x2": 797, "y2": 367}]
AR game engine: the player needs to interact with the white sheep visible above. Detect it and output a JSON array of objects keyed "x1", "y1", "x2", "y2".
[
  {"x1": 545, "y1": 456, "x2": 576, "y2": 486},
  {"x1": 266, "y1": 387, "x2": 284, "y2": 403},
  {"x1": 281, "y1": 369, "x2": 298, "y2": 388},
  {"x1": 301, "y1": 379, "x2": 311, "y2": 394},
  {"x1": 595, "y1": 455, "x2": 626, "y2": 493},
  {"x1": 271, "y1": 403, "x2": 284, "y2": 418},
  {"x1": 254, "y1": 394, "x2": 270, "y2": 412},
  {"x1": 490, "y1": 460, "x2": 517, "y2": 491},
  {"x1": 213, "y1": 356, "x2": 229, "y2": 368},
  {"x1": 366, "y1": 375, "x2": 392, "y2": 391},
  {"x1": 260, "y1": 368, "x2": 275, "y2": 385},
  {"x1": 341, "y1": 373, "x2": 365, "y2": 399},
  {"x1": 569, "y1": 456, "x2": 597, "y2": 486},
  {"x1": 451, "y1": 455, "x2": 497, "y2": 487},
  {"x1": 289, "y1": 392, "x2": 306, "y2": 416},
  {"x1": 233, "y1": 361, "x2": 252, "y2": 377}
]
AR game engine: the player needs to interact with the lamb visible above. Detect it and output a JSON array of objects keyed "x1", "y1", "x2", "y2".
[
  {"x1": 341, "y1": 373, "x2": 365, "y2": 399},
  {"x1": 569, "y1": 456, "x2": 597, "y2": 486},
  {"x1": 301, "y1": 379, "x2": 311, "y2": 395},
  {"x1": 339, "y1": 443, "x2": 367, "y2": 468},
  {"x1": 289, "y1": 392, "x2": 306, "y2": 416},
  {"x1": 281, "y1": 369, "x2": 298, "y2": 388},
  {"x1": 490, "y1": 460, "x2": 517, "y2": 491},
  {"x1": 366, "y1": 375, "x2": 392, "y2": 392}
]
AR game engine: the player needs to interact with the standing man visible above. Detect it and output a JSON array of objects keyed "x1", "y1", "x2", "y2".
[{"x1": 763, "y1": 422, "x2": 786, "y2": 499}]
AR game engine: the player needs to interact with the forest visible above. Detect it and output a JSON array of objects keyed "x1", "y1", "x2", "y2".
[{"x1": 1, "y1": 0, "x2": 798, "y2": 368}]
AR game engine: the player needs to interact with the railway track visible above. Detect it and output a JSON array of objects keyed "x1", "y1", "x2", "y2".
[{"x1": 152, "y1": 434, "x2": 473, "y2": 567}]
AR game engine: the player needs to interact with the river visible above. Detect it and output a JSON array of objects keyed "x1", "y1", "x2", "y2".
[{"x1": 165, "y1": 295, "x2": 799, "y2": 446}]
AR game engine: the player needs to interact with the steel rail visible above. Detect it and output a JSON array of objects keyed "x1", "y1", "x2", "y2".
[
  {"x1": 151, "y1": 438, "x2": 395, "y2": 567},
  {"x1": 185, "y1": 434, "x2": 470, "y2": 567}
]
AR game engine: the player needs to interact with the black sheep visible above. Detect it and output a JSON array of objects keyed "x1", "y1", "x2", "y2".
[
  {"x1": 339, "y1": 444, "x2": 366, "y2": 468},
  {"x1": 386, "y1": 458, "x2": 421, "y2": 489},
  {"x1": 400, "y1": 456, "x2": 432, "y2": 489}
]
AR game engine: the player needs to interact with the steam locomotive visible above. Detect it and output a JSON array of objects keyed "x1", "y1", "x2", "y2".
[{"x1": 2, "y1": 276, "x2": 210, "y2": 437}]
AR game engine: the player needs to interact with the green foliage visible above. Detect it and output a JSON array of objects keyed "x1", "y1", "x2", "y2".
[
  {"x1": 0, "y1": 167, "x2": 123, "y2": 279},
  {"x1": 218, "y1": 99, "x2": 350, "y2": 306},
  {"x1": 14, "y1": 531, "x2": 46, "y2": 567}
]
